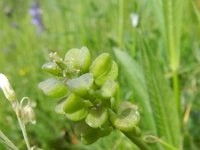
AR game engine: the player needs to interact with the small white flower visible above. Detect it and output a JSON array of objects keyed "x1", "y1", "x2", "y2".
[
  {"x1": 130, "y1": 13, "x2": 139, "y2": 28},
  {"x1": 0, "y1": 73, "x2": 16, "y2": 101}
]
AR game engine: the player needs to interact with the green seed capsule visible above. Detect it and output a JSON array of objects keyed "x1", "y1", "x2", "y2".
[
  {"x1": 95, "y1": 61, "x2": 118, "y2": 86},
  {"x1": 90, "y1": 53, "x2": 112, "y2": 79},
  {"x1": 67, "y1": 73, "x2": 93, "y2": 98},
  {"x1": 74, "y1": 122, "x2": 101, "y2": 145},
  {"x1": 85, "y1": 106, "x2": 108, "y2": 128},
  {"x1": 63, "y1": 94, "x2": 88, "y2": 121},
  {"x1": 100, "y1": 80, "x2": 119, "y2": 99},
  {"x1": 63, "y1": 94, "x2": 85, "y2": 113},
  {"x1": 64, "y1": 47, "x2": 91, "y2": 74},
  {"x1": 75, "y1": 121, "x2": 112, "y2": 145},
  {"x1": 109, "y1": 101, "x2": 140, "y2": 132},
  {"x1": 42, "y1": 62, "x2": 63, "y2": 76},
  {"x1": 38, "y1": 78, "x2": 67, "y2": 98}
]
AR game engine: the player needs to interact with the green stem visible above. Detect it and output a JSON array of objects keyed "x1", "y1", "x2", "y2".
[
  {"x1": 118, "y1": 0, "x2": 124, "y2": 48},
  {"x1": 131, "y1": 28, "x2": 137, "y2": 58},
  {"x1": 12, "y1": 101, "x2": 31, "y2": 150},
  {"x1": 163, "y1": 0, "x2": 181, "y2": 113},
  {"x1": 144, "y1": 135, "x2": 178, "y2": 150},
  {"x1": 159, "y1": 138, "x2": 178, "y2": 150},
  {"x1": 173, "y1": 71, "x2": 181, "y2": 114},
  {"x1": 122, "y1": 131, "x2": 150, "y2": 150}
]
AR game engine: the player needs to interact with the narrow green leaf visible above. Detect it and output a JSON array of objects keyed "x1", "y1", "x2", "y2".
[
  {"x1": 140, "y1": 39, "x2": 181, "y2": 148},
  {"x1": 0, "y1": 130, "x2": 18, "y2": 150},
  {"x1": 114, "y1": 48, "x2": 157, "y2": 133}
]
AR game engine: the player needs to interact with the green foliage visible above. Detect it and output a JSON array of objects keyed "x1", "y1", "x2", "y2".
[{"x1": 0, "y1": 0, "x2": 199, "y2": 149}]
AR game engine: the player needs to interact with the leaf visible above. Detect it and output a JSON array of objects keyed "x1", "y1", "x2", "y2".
[
  {"x1": 0, "y1": 130, "x2": 18, "y2": 150},
  {"x1": 162, "y1": 0, "x2": 185, "y2": 71},
  {"x1": 140, "y1": 39, "x2": 181, "y2": 148}
]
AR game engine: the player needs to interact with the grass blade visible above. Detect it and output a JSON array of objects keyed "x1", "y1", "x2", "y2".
[
  {"x1": 140, "y1": 39, "x2": 181, "y2": 149},
  {"x1": 113, "y1": 49, "x2": 157, "y2": 135},
  {"x1": 0, "y1": 130, "x2": 18, "y2": 150}
]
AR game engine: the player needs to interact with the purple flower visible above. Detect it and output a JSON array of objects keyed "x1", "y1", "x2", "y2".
[{"x1": 29, "y1": 1, "x2": 44, "y2": 32}]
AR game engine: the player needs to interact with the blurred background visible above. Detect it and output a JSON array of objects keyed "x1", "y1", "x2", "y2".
[{"x1": 0, "y1": 0, "x2": 200, "y2": 149}]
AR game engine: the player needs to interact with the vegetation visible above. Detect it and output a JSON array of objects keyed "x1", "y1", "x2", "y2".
[{"x1": 0, "y1": 0, "x2": 200, "y2": 149}]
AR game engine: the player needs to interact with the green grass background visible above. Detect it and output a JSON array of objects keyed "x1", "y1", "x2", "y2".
[{"x1": 0, "y1": 0, "x2": 200, "y2": 149}]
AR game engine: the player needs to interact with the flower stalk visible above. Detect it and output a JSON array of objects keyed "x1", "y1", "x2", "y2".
[
  {"x1": 12, "y1": 101, "x2": 31, "y2": 150},
  {"x1": 0, "y1": 73, "x2": 32, "y2": 150}
]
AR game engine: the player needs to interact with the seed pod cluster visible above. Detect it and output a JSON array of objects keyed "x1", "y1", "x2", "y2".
[{"x1": 39, "y1": 47, "x2": 140, "y2": 144}]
